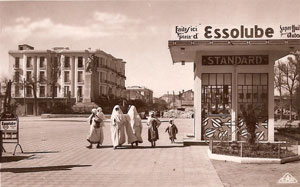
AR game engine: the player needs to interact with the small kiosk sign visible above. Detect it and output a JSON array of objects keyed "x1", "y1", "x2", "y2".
[
  {"x1": 202, "y1": 55, "x2": 269, "y2": 65},
  {"x1": 172, "y1": 24, "x2": 300, "y2": 40}
]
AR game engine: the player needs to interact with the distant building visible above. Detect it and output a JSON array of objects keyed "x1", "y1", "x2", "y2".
[
  {"x1": 126, "y1": 86, "x2": 153, "y2": 103},
  {"x1": 159, "y1": 89, "x2": 194, "y2": 110},
  {"x1": 9, "y1": 44, "x2": 126, "y2": 115}
]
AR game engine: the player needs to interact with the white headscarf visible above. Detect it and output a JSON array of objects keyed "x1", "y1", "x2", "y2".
[
  {"x1": 128, "y1": 105, "x2": 139, "y2": 119},
  {"x1": 111, "y1": 105, "x2": 123, "y2": 124},
  {"x1": 92, "y1": 108, "x2": 97, "y2": 114},
  {"x1": 96, "y1": 107, "x2": 105, "y2": 122},
  {"x1": 97, "y1": 107, "x2": 102, "y2": 113},
  {"x1": 127, "y1": 105, "x2": 141, "y2": 127}
]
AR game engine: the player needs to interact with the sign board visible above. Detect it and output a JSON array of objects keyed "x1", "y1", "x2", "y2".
[
  {"x1": 171, "y1": 24, "x2": 300, "y2": 40},
  {"x1": 202, "y1": 55, "x2": 269, "y2": 65},
  {"x1": 0, "y1": 112, "x2": 19, "y2": 140},
  {"x1": 0, "y1": 120, "x2": 18, "y2": 139},
  {"x1": 0, "y1": 121, "x2": 17, "y2": 131}
]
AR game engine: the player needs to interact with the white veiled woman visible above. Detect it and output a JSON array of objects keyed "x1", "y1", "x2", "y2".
[
  {"x1": 110, "y1": 105, "x2": 126, "y2": 149},
  {"x1": 127, "y1": 105, "x2": 143, "y2": 145},
  {"x1": 86, "y1": 108, "x2": 103, "y2": 149},
  {"x1": 95, "y1": 107, "x2": 106, "y2": 146}
]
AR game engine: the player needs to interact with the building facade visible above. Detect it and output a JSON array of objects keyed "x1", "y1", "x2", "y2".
[
  {"x1": 126, "y1": 86, "x2": 153, "y2": 103},
  {"x1": 9, "y1": 44, "x2": 126, "y2": 115}
]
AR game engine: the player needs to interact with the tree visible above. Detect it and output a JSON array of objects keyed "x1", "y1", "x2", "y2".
[
  {"x1": 47, "y1": 54, "x2": 61, "y2": 110},
  {"x1": 277, "y1": 53, "x2": 300, "y2": 120},
  {"x1": 25, "y1": 76, "x2": 39, "y2": 115}
]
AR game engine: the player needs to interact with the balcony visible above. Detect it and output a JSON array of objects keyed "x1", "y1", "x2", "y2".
[{"x1": 13, "y1": 64, "x2": 21, "y2": 69}]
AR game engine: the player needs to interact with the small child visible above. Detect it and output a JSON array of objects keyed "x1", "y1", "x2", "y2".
[{"x1": 165, "y1": 119, "x2": 178, "y2": 143}]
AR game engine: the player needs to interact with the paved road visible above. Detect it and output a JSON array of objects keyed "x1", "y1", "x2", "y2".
[{"x1": 1, "y1": 117, "x2": 223, "y2": 187}]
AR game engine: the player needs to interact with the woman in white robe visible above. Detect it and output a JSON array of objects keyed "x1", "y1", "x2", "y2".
[
  {"x1": 110, "y1": 105, "x2": 126, "y2": 149},
  {"x1": 86, "y1": 108, "x2": 104, "y2": 149},
  {"x1": 127, "y1": 105, "x2": 143, "y2": 146},
  {"x1": 96, "y1": 107, "x2": 106, "y2": 146}
]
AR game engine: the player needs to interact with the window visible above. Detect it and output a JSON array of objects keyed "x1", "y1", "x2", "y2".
[
  {"x1": 40, "y1": 71, "x2": 45, "y2": 82},
  {"x1": 100, "y1": 72, "x2": 103, "y2": 82},
  {"x1": 15, "y1": 57, "x2": 20, "y2": 68},
  {"x1": 15, "y1": 72, "x2": 20, "y2": 83},
  {"x1": 95, "y1": 56, "x2": 99, "y2": 68},
  {"x1": 64, "y1": 56, "x2": 70, "y2": 68},
  {"x1": 51, "y1": 86, "x2": 58, "y2": 97},
  {"x1": 237, "y1": 73, "x2": 268, "y2": 117},
  {"x1": 77, "y1": 86, "x2": 83, "y2": 97},
  {"x1": 40, "y1": 57, "x2": 45, "y2": 68},
  {"x1": 78, "y1": 71, "x2": 83, "y2": 82},
  {"x1": 64, "y1": 71, "x2": 70, "y2": 82},
  {"x1": 40, "y1": 86, "x2": 45, "y2": 97},
  {"x1": 78, "y1": 57, "x2": 83, "y2": 68},
  {"x1": 201, "y1": 73, "x2": 232, "y2": 115},
  {"x1": 26, "y1": 57, "x2": 32, "y2": 68},
  {"x1": 100, "y1": 58, "x2": 103, "y2": 67},
  {"x1": 64, "y1": 86, "x2": 70, "y2": 97},
  {"x1": 26, "y1": 71, "x2": 32, "y2": 81},
  {"x1": 26, "y1": 86, "x2": 32, "y2": 97},
  {"x1": 99, "y1": 86, "x2": 102, "y2": 95},
  {"x1": 15, "y1": 85, "x2": 20, "y2": 97}
]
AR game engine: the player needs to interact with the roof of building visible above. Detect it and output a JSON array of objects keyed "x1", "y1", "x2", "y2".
[
  {"x1": 126, "y1": 86, "x2": 153, "y2": 92},
  {"x1": 9, "y1": 45, "x2": 127, "y2": 63},
  {"x1": 168, "y1": 39, "x2": 300, "y2": 63}
]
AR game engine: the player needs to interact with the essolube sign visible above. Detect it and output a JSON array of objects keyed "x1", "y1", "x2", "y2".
[
  {"x1": 173, "y1": 24, "x2": 300, "y2": 40},
  {"x1": 204, "y1": 25, "x2": 274, "y2": 39}
]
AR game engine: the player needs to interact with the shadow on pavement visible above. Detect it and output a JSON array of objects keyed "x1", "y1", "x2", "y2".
[
  {"x1": 43, "y1": 120, "x2": 85, "y2": 122},
  {"x1": 0, "y1": 155, "x2": 32, "y2": 163},
  {"x1": 0, "y1": 164, "x2": 92, "y2": 173},
  {"x1": 22, "y1": 151, "x2": 60, "y2": 154},
  {"x1": 115, "y1": 145, "x2": 184, "y2": 149},
  {"x1": 85, "y1": 145, "x2": 113, "y2": 149}
]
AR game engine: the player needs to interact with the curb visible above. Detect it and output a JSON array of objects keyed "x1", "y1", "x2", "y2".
[{"x1": 208, "y1": 149, "x2": 300, "y2": 164}]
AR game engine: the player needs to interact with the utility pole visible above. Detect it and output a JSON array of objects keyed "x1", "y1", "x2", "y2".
[{"x1": 23, "y1": 78, "x2": 26, "y2": 116}]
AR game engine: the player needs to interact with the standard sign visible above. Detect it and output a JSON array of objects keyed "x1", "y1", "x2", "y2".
[
  {"x1": 202, "y1": 55, "x2": 269, "y2": 65},
  {"x1": 172, "y1": 24, "x2": 300, "y2": 40},
  {"x1": 0, "y1": 120, "x2": 17, "y2": 131}
]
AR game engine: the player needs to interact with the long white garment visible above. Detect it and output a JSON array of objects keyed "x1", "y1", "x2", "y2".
[
  {"x1": 127, "y1": 105, "x2": 143, "y2": 143},
  {"x1": 87, "y1": 113, "x2": 103, "y2": 144},
  {"x1": 123, "y1": 114, "x2": 138, "y2": 144},
  {"x1": 110, "y1": 105, "x2": 126, "y2": 147}
]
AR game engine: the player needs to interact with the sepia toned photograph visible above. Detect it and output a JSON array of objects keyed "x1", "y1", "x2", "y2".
[{"x1": 0, "y1": 0, "x2": 300, "y2": 186}]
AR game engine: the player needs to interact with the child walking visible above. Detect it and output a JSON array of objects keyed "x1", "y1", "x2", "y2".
[
  {"x1": 165, "y1": 119, "x2": 178, "y2": 143},
  {"x1": 147, "y1": 111, "x2": 161, "y2": 147}
]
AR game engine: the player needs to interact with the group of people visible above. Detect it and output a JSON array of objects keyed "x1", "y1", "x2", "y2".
[{"x1": 86, "y1": 105, "x2": 178, "y2": 149}]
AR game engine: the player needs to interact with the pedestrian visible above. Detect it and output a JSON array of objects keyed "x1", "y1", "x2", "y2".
[
  {"x1": 165, "y1": 119, "x2": 178, "y2": 143},
  {"x1": 86, "y1": 108, "x2": 104, "y2": 149},
  {"x1": 110, "y1": 105, "x2": 126, "y2": 149},
  {"x1": 147, "y1": 111, "x2": 161, "y2": 147},
  {"x1": 127, "y1": 105, "x2": 143, "y2": 146},
  {"x1": 96, "y1": 107, "x2": 106, "y2": 146}
]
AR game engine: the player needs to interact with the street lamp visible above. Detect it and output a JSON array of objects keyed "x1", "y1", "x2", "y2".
[{"x1": 23, "y1": 78, "x2": 26, "y2": 116}]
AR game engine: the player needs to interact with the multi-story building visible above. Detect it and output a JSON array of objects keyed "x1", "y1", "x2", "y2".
[
  {"x1": 126, "y1": 86, "x2": 153, "y2": 103},
  {"x1": 9, "y1": 44, "x2": 126, "y2": 115}
]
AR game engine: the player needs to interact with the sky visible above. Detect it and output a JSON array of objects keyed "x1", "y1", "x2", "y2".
[{"x1": 0, "y1": 0, "x2": 300, "y2": 97}]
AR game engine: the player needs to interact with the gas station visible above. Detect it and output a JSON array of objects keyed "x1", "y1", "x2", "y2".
[{"x1": 168, "y1": 24, "x2": 300, "y2": 143}]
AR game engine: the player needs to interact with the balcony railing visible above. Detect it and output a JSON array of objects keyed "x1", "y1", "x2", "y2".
[{"x1": 13, "y1": 64, "x2": 21, "y2": 69}]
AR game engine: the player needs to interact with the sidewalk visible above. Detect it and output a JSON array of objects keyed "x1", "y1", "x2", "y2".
[{"x1": 1, "y1": 118, "x2": 223, "y2": 187}]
